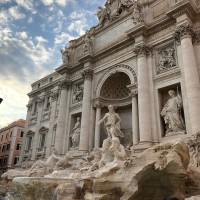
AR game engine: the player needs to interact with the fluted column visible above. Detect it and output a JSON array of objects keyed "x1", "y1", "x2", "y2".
[
  {"x1": 31, "y1": 97, "x2": 44, "y2": 160},
  {"x1": 131, "y1": 91, "x2": 139, "y2": 145},
  {"x1": 94, "y1": 104, "x2": 102, "y2": 148},
  {"x1": 174, "y1": 24, "x2": 200, "y2": 133},
  {"x1": 45, "y1": 91, "x2": 59, "y2": 157},
  {"x1": 19, "y1": 101, "x2": 33, "y2": 163},
  {"x1": 79, "y1": 69, "x2": 93, "y2": 151},
  {"x1": 133, "y1": 44, "x2": 152, "y2": 144},
  {"x1": 55, "y1": 79, "x2": 71, "y2": 154}
]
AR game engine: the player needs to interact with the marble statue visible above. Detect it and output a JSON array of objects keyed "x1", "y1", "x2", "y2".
[
  {"x1": 70, "y1": 117, "x2": 81, "y2": 150},
  {"x1": 53, "y1": 153, "x2": 72, "y2": 171},
  {"x1": 72, "y1": 84, "x2": 83, "y2": 103},
  {"x1": 30, "y1": 147, "x2": 59, "y2": 171},
  {"x1": 161, "y1": 90, "x2": 185, "y2": 135},
  {"x1": 83, "y1": 34, "x2": 92, "y2": 53},
  {"x1": 132, "y1": 6, "x2": 143, "y2": 24},
  {"x1": 98, "y1": 105, "x2": 124, "y2": 139},
  {"x1": 99, "y1": 138, "x2": 114, "y2": 168},
  {"x1": 60, "y1": 47, "x2": 69, "y2": 65},
  {"x1": 110, "y1": 137, "x2": 126, "y2": 162},
  {"x1": 96, "y1": 4, "x2": 111, "y2": 25}
]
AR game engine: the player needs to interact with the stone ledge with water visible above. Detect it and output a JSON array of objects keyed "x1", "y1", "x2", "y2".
[{"x1": 1, "y1": 132, "x2": 200, "y2": 200}]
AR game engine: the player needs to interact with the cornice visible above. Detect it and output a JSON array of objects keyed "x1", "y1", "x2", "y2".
[
  {"x1": 166, "y1": 0, "x2": 197, "y2": 22},
  {"x1": 28, "y1": 80, "x2": 61, "y2": 97},
  {"x1": 126, "y1": 22, "x2": 149, "y2": 38},
  {"x1": 55, "y1": 63, "x2": 70, "y2": 75}
]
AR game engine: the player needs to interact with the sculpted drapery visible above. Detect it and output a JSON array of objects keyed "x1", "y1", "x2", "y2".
[{"x1": 161, "y1": 90, "x2": 185, "y2": 135}]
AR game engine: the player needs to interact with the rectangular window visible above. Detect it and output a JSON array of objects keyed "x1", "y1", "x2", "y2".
[
  {"x1": 27, "y1": 136, "x2": 32, "y2": 150},
  {"x1": 1, "y1": 135, "x2": 3, "y2": 141},
  {"x1": 16, "y1": 144, "x2": 21, "y2": 150},
  {"x1": 6, "y1": 144, "x2": 10, "y2": 151},
  {"x1": 40, "y1": 134, "x2": 46, "y2": 147},
  {"x1": 0, "y1": 159, "x2": 3, "y2": 166},
  {"x1": 3, "y1": 157, "x2": 7, "y2": 165},
  {"x1": 20, "y1": 131, "x2": 24, "y2": 137},
  {"x1": 10, "y1": 131, "x2": 12, "y2": 137},
  {"x1": 14, "y1": 157, "x2": 19, "y2": 165}
]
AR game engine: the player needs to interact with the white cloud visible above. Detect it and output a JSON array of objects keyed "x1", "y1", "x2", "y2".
[
  {"x1": 16, "y1": 31, "x2": 28, "y2": 39},
  {"x1": 54, "y1": 32, "x2": 75, "y2": 45},
  {"x1": 40, "y1": 0, "x2": 74, "y2": 7},
  {"x1": 0, "y1": 28, "x2": 62, "y2": 128},
  {"x1": 70, "y1": 11, "x2": 85, "y2": 20},
  {"x1": 0, "y1": 0, "x2": 11, "y2": 4},
  {"x1": 15, "y1": 0, "x2": 36, "y2": 12},
  {"x1": 8, "y1": 6, "x2": 25, "y2": 20},
  {"x1": 27, "y1": 17, "x2": 33, "y2": 23},
  {"x1": 68, "y1": 19, "x2": 87, "y2": 35},
  {"x1": 41, "y1": 0, "x2": 53, "y2": 5}
]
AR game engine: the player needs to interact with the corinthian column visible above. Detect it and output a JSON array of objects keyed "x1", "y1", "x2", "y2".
[
  {"x1": 94, "y1": 103, "x2": 103, "y2": 148},
  {"x1": 79, "y1": 69, "x2": 93, "y2": 151},
  {"x1": 133, "y1": 44, "x2": 152, "y2": 145},
  {"x1": 174, "y1": 24, "x2": 200, "y2": 133},
  {"x1": 55, "y1": 79, "x2": 71, "y2": 154},
  {"x1": 131, "y1": 91, "x2": 139, "y2": 145}
]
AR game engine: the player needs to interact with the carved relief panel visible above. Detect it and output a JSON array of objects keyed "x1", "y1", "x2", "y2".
[
  {"x1": 72, "y1": 83, "x2": 84, "y2": 104},
  {"x1": 156, "y1": 45, "x2": 177, "y2": 74}
]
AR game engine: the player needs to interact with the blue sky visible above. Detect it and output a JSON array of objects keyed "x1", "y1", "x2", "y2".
[{"x1": 0, "y1": 0, "x2": 105, "y2": 128}]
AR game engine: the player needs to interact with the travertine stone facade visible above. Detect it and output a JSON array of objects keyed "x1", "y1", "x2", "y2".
[
  {"x1": 20, "y1": 0, "x2": 200, "y2": 166},
  {"x1": 0, "y1": 119, "x2": 25, "y2": 175}
]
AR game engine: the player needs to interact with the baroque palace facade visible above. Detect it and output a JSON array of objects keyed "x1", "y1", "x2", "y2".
[{"x1": 20, "y1": 0, "x2": 200, "y2": 166}]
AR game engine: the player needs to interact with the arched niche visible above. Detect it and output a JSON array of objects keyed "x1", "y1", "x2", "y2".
[
  {"x1": 95, "y1": 64, "x2": 137, "y2": 99},
  {"x1": 95, "y1": 64, "x2": 137, "y2": 148}
]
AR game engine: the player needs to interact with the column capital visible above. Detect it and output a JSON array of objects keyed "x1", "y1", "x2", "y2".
[
  {"x1": 82, "y1": 68, "x2": 93, "y2": 80},
  {"x1": 131, "y1": 90, "x2": 138, "y2": 98},
  {"x1": 174, "y1": 23, "x2": 195, "y2": 42},
  {"x1": 60, "y1": 79, "x2": 72, "y2": 90},
  {"x1": 133, "y1": 43, "x2": 152, "y2": 58},
  {"x1": 94, "y1": 103, "x2": 104, "y2": 109}
]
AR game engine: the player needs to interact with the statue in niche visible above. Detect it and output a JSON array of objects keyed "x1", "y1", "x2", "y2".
[
  {"x1": 158, "y1": 48, "x2": 176, "y2": 72},
  {"x1": 96, "y1": 4, "x2": 111, "y2": 25},
  {"x1": 161, "y1": 90, "x2": 185, "y2": 136},
  {"x1": 70, "y1": 117, "x2": 81, "y2": 150},
  {"x1": 132, "y1": 6, "x2": 143, "y2": 24},
  {"x1": 72, "y1": 84, "x2": 83, "y2": 103},
  {"x1": 60, "y1": 47, "x2": 70, "y2": 65},
  {"x1": 98, "y1": 105, "x2": 124, "y2": 139},
  {"x1": 83, "y1": 34, "x2": 92, "y2": 54}
]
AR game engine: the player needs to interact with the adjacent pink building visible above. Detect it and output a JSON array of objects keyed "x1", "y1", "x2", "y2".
[{"x1": 0, "y1": 119, "x2": 25, "y2": 176}]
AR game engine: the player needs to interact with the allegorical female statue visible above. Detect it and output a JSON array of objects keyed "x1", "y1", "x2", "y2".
[
  {"x1": 70, "y1": 117, "x2": 81, "y2": 149},
  {"x1": 161, "y1": 90, "x2": 185, "y2": 135}
]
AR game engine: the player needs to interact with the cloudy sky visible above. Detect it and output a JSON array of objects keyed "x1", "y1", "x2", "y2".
[{"x1": 0, "y1": 0, "x2": 105, "y2": 128}]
